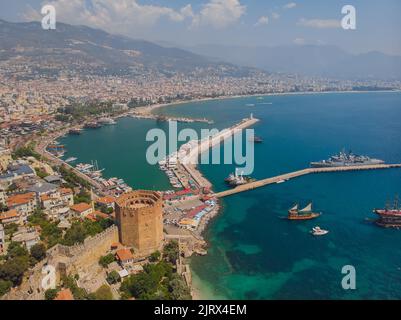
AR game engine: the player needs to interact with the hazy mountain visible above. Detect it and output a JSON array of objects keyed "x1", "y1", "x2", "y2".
[
  {"x1": 185, "y1": 44, "x2": 401, "y2": 80},
  {"x1": 0, "y1": 19, "x2": 257, "y2": 78}
]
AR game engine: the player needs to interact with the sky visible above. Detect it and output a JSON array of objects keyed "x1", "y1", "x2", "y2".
[{"x1": 1, "y1": 0, "x2": 401, "y2": 55}]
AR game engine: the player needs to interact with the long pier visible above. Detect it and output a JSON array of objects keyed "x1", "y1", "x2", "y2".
[{"x1": 214, "y1": 164, "x2": 401, "y2": 198}]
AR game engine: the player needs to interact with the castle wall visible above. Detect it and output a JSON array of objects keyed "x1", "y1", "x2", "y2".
[{"x1": 1, "y1": 226, "x2": 118, "y2": 300}]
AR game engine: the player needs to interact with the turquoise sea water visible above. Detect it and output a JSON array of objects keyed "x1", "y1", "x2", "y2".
[{"x1": 61, "y1": 92, "x2": 401, "y2": 299}]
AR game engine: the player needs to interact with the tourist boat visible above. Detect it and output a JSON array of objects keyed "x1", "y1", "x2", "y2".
[
  {"x1": 65, "y1": 157, "x2": 77, "y2": 163},
  {"x1": 225, "y1": 169, "x2": 255, "y2": 187},
  {"x1": 373, "y1": 197, "x2": 401, "y2": 228},
  {"x1": 288, "y1": 203, "x2": 321, "y2": 220},
  {"x1": 311, "y1": 226, "x2": 329, "y2": 236}
]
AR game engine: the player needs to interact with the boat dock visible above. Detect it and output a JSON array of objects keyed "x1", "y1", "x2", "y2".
[
  {"x1": 214, "y1": 164, "x2": 401, "y2": 198},
  {"x1": 178, "y1": 116, "x2": 260, "y2": 190},
  {"x1": 129, "y1": 113, "x2": 214, "y2": 124}
]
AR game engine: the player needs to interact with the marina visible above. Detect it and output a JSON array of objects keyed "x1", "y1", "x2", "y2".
[{"x1": 129, "y1": 112, "x2": 214, "y2": 124}]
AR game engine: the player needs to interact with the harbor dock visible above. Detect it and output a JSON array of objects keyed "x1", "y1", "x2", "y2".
[{"x1": 214, "y1": 164, "x2": 401, "y2": 198}]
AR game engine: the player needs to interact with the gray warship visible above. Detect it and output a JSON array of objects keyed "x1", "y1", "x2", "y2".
[{"x1": 310, "y1": 150, "x2": 385, "y2": 168}]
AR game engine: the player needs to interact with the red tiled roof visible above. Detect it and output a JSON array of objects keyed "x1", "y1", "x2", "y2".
[
  {"x1": 94, "y1": 210, "x2": 109, "y2": 219},
  {"x1": 0, "y1": 209, "x2": 19, "y2": 221},
  {"x1": 7, "y1": 192, "x2": 35, "y2": 207},
  {"x1": 70, "y1": 202, "x2": 92, "y2": 213},
  {"x1": 96, "y1": 196, "x2": 116, "y2": 205},
  {"x1": 59, "y1": 188, "x2": 73, "y2": 195},
  {"x1": 116, "y1": 248, "x2": 134, "y2": 262}
]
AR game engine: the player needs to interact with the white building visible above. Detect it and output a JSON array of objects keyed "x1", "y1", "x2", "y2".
[{"x1": 12, "y1": 229, "x2": 40, "y2": 251}]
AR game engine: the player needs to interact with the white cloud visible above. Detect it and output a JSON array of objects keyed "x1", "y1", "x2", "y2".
[
  {"x1": 272, "y1": 12, "x2": 280, "y2": 20},
  {"x1": 191, "y1": 0, "x2": 246, "y2": 29},
  {"x1": 284, "y1": 2, "x2": 297, "y2": 10},
  {"x1": 24, "y1": 0, "x2": 245, "y2": 33},
  {"x1": 254, "y1": 16, "x2": 269, "y2": 27},
  {"x1": 24, "y1": 0, "x2": 195, "y2": 33},
  {"x1": 297, "y1": 18, "x2": 341, "y2": 29}
]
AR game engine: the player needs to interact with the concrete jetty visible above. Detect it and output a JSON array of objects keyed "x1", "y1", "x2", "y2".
[
  {"x1": 179, "y1": 116, "x2": 260, "y2": 189},
  {"x1": 215, "y1": 163, "x2": 401, "y2": 198}
]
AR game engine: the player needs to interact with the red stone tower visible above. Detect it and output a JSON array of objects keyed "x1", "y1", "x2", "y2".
[{"x1": 115, "y1": 190, "x2": 163, "y2": 258}]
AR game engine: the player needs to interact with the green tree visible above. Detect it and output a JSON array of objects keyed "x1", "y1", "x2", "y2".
[
  {"x1": 99, "y1": 254, "x2": 115, "y2": 268},
  {"x1": 74, "y1": 189, "x2": 91, "y2": 204},
  {"x1": 93, "y1": 285, "x2": 113, "y2": 300},
  {"x1": 61, "y1": 275, "x2": 89, "y2": 300},
  {"x1": 106, "y1": 271, "x2": 120, "y2": 285},
  {"x1": 6, "y1": 242, "x2": 29, "y2": 260},
  {"x1": 62, "y1": 223, "x2": 87, "y2": 246},
  {"x1": 35, "y1": 168, "x2": 49, "y2": 179},
  {"x1": 44, "y1": 288, "x2": 59, "y2": 300},
  {"x1": 149, "y1": 250, "x2": 161, "y2": 262},
  {"x1": 4, "y1": 223, "x2": 18, "y2": 236},
  {"x1": 0, "y1": 256, "x2": 29, "y2": 286},
  {"x1": 163, "y1": 240, "x2": 179, "y2": 264},
  {"x1": 0, "y1": 279, "x2": 12, "y2": 297},
  {"x1": 168, "y1": 274, "x2": 192, "y2": 300},
  {"x1": 30, "y1": 243, "x2": 47, "y2": 262}
]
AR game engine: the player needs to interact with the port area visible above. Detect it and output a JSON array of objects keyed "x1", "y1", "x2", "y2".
[
  {"x1": 215, "y1": 164, "x2": 401, "y2": 198},
  {"x1": 129, "y1": 112, "x2": 214, "y2": 124},
  {"x1": 158, "y1": 116, "x2": 259, "y2": 254}
]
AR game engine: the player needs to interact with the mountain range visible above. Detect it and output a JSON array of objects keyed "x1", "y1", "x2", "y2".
[
  {"x1": 184, "y1": 44, "x2": 401, "y2": 80},
  {"x1": 0, "y1": 19, "x2": 400, "y2": 80},
  {"x1": 0, "y1": 19, "x2": 256, "y2": 78}
]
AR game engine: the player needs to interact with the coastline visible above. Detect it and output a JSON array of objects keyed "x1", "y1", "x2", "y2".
[
  {"x1": 39, "y1": 89, "x2": 401, "y2": 300},
  {"x1": 146, "y1": 89, "x2": 400, "y2": 300},
  {"x1": 136, "y1": 89, "x2": 401, "y2": 116}
]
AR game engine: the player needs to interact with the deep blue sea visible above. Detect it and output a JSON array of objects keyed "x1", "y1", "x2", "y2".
[{"x1": 61, "y1": 92, "x2": 401, "y2": 299}]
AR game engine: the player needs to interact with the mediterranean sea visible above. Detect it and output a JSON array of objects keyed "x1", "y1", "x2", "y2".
[{"x1": 60, "y1": 92, "x2": 401, "y2": 300}]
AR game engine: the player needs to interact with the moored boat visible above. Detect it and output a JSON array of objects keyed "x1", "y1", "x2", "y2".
[
  {"x1": 374, "y1": 197, "x2": 401, "y2": 228},
  {"x1": 311, "y1": 226, "x2": 329, "y2": 236},
  {"x1": 288, "y1": 203, "x2": 321, "y2": 220},
  {"x1": 311, "y1": 149, "x2": 385, "y2": 168}
]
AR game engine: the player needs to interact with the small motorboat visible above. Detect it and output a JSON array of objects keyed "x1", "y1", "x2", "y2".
[{"x1": 311, "y1": 226, "x2": 329, "y2": 236}]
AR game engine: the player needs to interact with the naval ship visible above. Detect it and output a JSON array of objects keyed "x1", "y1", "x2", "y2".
[{"x1": 310, "y1": 150, "x2": 385, "y2": 168}]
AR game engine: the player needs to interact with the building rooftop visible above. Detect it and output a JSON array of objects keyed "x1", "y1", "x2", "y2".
[
  {"x1": 70, "y1": 202, "x2": 92, "y2": 213},
  {"x1": 116, "y1": 248, "x2": 134, "y2": 262},
  {"x1": 0, "y1": 209, "x2": 19, "y2": 221},
  {"x1": 96, "y1": 196, "x2": 116, "y2": 205},
  {"x1": 27, "y1": 182, "x2": 58, "y2": 194},
  {"x1": 7, "y1": 192, "x2": 36, "y2": 207}
]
